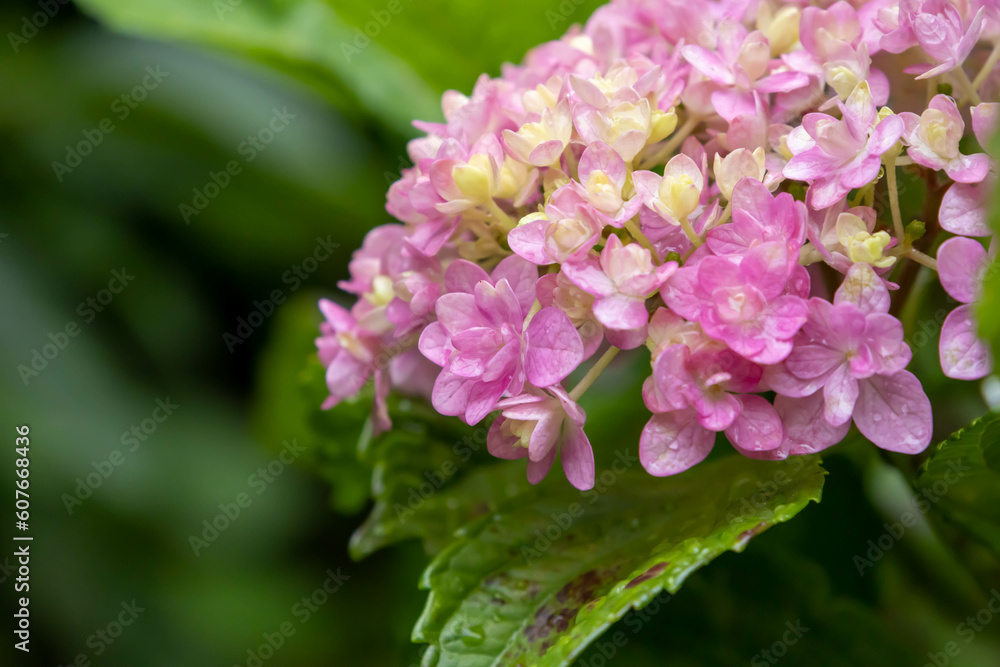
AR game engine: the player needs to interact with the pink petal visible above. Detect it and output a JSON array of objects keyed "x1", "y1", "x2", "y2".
[
  {"x1": 694, "y1": 388, "x2": 742, "y2": 432},
  {"x1": 436, "y1": 293, "x2": 486, "y2": 333},
  {"x1": 525, "y1": 307, "x2": 584, "y2": 387},
  {"x1": 940, "y1": 181, "x2": 991, "y2": 237},
  {"x1": 640, "y1": 410, "x2": 716, "y2": 476},
  {"x1": 593, "y1": 293, "x2": 649, "y2": 330},
  {"x1": 937, "y1": 236, "x2": 987, "y2": 304},
  {"x1": 526, "y1": 444, "x2": 557, "y2": 484},
  {"x1": 561, "y1": 420, "x2": 595, "y2": 490},
  {"x1": 561, "y1": 257, "x2": 616, "y2": 297},
  {"x1": 465, "y1": 378, "x2": 509, "y2": 424},
  {"x1": 431, "y1": 369, "x2": 472, "y2": 418},
  {"x1": 579, "y1": 140, "x2": 627, "y2": 190},
  {"x1": 834, "y1": 262, "x2": 891, "y2": 314},
  {"x1": 774, "y1": 392, "x2": 851, "y2": 455},
  {"x1": 487, "y1": 418, "x2": 528, "y2": 460},
  {"x1": 946, "y1": 153, "x2": 991, "y2": 184},
  {"x1": 492, "y1": 255, "x2": 539, "y2": 314},
  {"x1": 508, "y1": 219, "x2": 557, "y2": 265},
  {"x1": 823, "y1": 363, "x2": 859, "y2": 426},
  {"x1": 854, "y1": 372, "x2": 933, "y2": 454},
  {"x1": 725, "y1": 394, "x2": 784, "y2": 451},
  {"x1": 445, "y1": 259, "x2": 491, "y2": 294},
  {"x1": 680, "y1": 44, "x2": 735, "y2": 85},
  {"x1": 940, "y1": 305, "x2": 992, "y2": 380}
]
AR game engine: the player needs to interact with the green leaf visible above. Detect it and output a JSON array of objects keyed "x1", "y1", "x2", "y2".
[
  {"x1": 349, "y1": 401, "x2": 534, "y2": 560},
  {"x1": 914, "y1": 411, "x2": 1000, "y2": 552},
  {"x1": 73, "y1": 0, "x2": 441, "y2": 136},
  {"x1": 414, "y1": 454, "x2": 826, "y2": 667}
]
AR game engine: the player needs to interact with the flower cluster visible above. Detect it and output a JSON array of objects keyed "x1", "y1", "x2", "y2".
[{"x1": 317, "y1": 0, "x2": 998, "y2": 489}]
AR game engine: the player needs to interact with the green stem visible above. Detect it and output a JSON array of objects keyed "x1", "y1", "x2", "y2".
[
  {"x1": 952, "y1": 67, "x2": 982, "y2": 106},
  {"x1": 972, "y1": 40, "x2": 1000, "y2": 92},
  {"x1": 624, "y1": 219, "x2": 659, "y2": 262},
  {"x1": 678, "y1": 216, "x2": 703, "y2": 248},
  {"x1": 638, "y1": 113, "x2": 701, "y2": 169},
  {"x1": 885, "y1": 154, "x2": 905, "y2": 242},
  {"x1": 569, "y1": 347, "x2": 620, "y2": 401}
]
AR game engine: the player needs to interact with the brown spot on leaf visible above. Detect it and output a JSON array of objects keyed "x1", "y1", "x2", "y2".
[{"x1": 625, "y1": 561, "x2": 668, "y2": 589}]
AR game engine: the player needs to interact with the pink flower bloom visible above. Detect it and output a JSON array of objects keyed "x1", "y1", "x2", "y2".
[
  {"x1": 664, "y1": 242, "x2": 808, "y2": 364},
  {"x1": 639, "y1": 341, "x2": 784, "y2": 475},
  {"x1": 537, "y1": 271, "x2": 604, "y2": 359},
  {"x1": 316, "y1": 298, "x2": 385, "y2": 415},
  {"x1": 680, "y1": 22, "x2": 809, "y2": 121},
  {"x1": 768, "y1": 263, "x2": 932, "y2": 453},
  {"x1": 562, "y1": 235, "x2": 677, "y2": 332},
  {"x1": 487, "y1": 385, "x2": 594, "y2": 489},
  {"x1": 501, "y1": 100, "x2": 573, "y2": 166},
  {"x1": 938, "y1": 102, "x2": 998, "y2": 236},
  {"x1": 937, "y1": 237, "x2": 993, "y2": 380},
  {"x1": 782, "y1": 82, "x2": 903, "y2": 209},
  {"x1": 633, "y1": 154, "x2": 705, "y2": 224},
  {"x1": 799, "y1": 2, "x2": 864, "y2": 62},
  {"x1": 508, "y1": 185, "x2": 605, "y2": 266},
  {"x1": 419, "y1": 277, "x2": 583, "y2": 424},
  {"x1": 575, "y1": 141, "x2": 643, "y2": 225},
  {"x1": 705, "y1": 178, "x2": 807, "y2": 264},
  {"x1": 900, "y1": 95, "x2": 991, "y2": 184},
  {"x1": 878, "y1": 0, "x2": 985, "y2": 79}
]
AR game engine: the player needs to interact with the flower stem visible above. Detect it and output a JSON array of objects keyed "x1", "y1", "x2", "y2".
[
  {"x1": 885, "y1": 154, "x2": 906, "y2": 242},
  {"x1": 952, "y1": 67, "x2": 982, "y2": 106},
  {"x1": 972, "y1": 40, "x2": 1000, "y2": 92},
  {"x1": 679, "y1": 216, "x2": 703, "y2": 248},
  {"x1": 639, "y1": 113, "x2": 701, "y2": 168},
  {"x1": 486, "y1": 198, "x2": 516, "y2": 232},
  {"x1": 569, "y1": 347, "x2": 620, "y2": 401},
  {"x1": 624, "y1": 219, "x2": 659, "y2": 261},
  {"x1": 907, "y1": 248, "x2": 938, "y2": 271}
]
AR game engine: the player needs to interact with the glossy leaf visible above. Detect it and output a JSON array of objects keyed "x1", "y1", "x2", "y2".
[
  {"x1": 414, "y1": 454, "x2": 826, "y2": 667},
  {"x1": 914, "y1": 411, "x2": 1000, "y2": 552}
]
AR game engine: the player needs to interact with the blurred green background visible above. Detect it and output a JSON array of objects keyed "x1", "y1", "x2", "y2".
[{"x1": 2, "y1": 1, "x2": 999, "y2": 666}]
